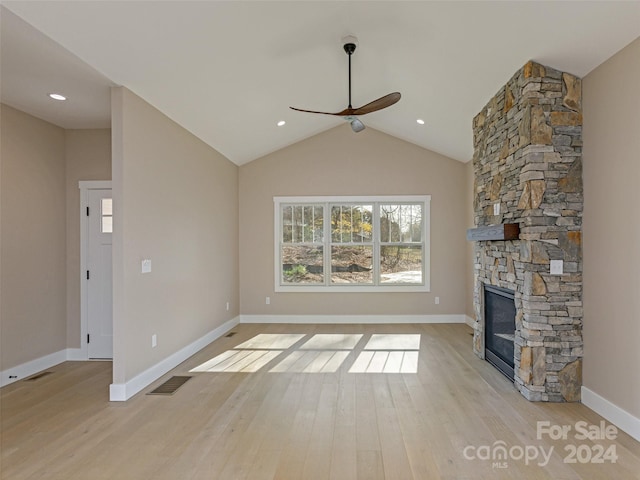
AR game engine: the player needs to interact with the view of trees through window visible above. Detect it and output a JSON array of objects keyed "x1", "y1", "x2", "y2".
[
  {"x1": 279, "y1": 198, "x2": 427, "y2": 288},
  {"x1": 379, "y1": 204, "x2": 423, "y2": 284},
  {"x1": 331, "y1": 205, "x2": 374, "y2": 284}
]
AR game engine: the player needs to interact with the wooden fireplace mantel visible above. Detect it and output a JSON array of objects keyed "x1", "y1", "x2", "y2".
[{"x1": 466, "y1": 223, "x2": 520, "y2": 242}]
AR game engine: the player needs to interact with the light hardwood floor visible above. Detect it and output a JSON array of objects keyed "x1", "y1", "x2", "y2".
[{"x1": 2, "y1": 323, "x2": 639, "y2": 479}]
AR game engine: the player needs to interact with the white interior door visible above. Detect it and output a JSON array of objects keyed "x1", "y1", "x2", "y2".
[{"x1": 87, "y1": 189, "x2": 113, "y2": 359}]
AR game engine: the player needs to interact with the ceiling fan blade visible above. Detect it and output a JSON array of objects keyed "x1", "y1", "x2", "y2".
[
  {"x1": 351, "y1": 92, "x2": 401, "y2": 115},
  {"x1": 289, "y1": 106, "x2": 343, "y2": 116}
]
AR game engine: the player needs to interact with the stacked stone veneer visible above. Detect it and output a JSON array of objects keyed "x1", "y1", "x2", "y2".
[{"x1": 472, "y1": 61, "x2": 583, "y2": 402}]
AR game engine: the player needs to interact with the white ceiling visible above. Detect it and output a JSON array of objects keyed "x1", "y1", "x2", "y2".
[
  {"x1": 2, "y1": 1, "x2": 639, "y2": 165},
  {"x1": 1, "y1": 8, "x2": 113, "y2": 129}
]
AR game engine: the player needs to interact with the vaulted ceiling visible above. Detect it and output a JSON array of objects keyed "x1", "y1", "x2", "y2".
[{"x1": 2, "y1": 2, "x2": 639, "y2": 165}]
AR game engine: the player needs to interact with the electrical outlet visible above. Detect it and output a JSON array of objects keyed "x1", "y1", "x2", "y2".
[
  {"x1": 550, "y1": 260, "x2": 563, "y2": 275},
  {"x1": 435, "y1": 296, "x2": 440, "y2": 305},
  {"x1": 141, "y1": 259, "x2": 152, "y2": 273},
  {"x1": 226, "y1": 302, "x2": 230, "y2": 311},
  {"x1": 493, "y1": 203, "x2": 500, "y2": 215},
  {"x1": 266, "y1": 296, "x2": 271, "y2": 305},
  {"x1": 152, "y1": 334, "x2": 157, "y2": 348}
]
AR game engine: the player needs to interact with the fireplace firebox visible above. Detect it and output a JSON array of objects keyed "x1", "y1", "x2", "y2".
[{"x1": 484, "y1": 285, "x2": 515, "y2": 381}]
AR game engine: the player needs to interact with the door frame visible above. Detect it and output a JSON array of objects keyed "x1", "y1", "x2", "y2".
[{"x1": 79, "y1": 180, "x2": 112, "y2": 360}]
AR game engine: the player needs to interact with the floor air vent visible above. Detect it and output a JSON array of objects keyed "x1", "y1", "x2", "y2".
[
  {"x1": 225, "y1": 331, "x2": 237, "y2": 337},
  {"x1": 147, "y1": 376, "x2": 192, "y2": 395},
  {"x1": 25, "y1": 371, "x2": 53, "y2": 381}
]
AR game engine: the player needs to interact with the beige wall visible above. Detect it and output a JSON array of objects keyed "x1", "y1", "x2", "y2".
[
  {"x1": 65, "y1": 129, "x2": 111, "y2": 347},
  {"x1": 1, "y1": 105, "x2": 67, "y2": 368},
  {"x1": 582, "y1": 37, "x2": 640, "y2": 418},
  {"x1": 464, "y1": 160, "x2": 475, "y2": 319},
  {"x1": 111, "y1": 87, "x2": 239, "y2": 383},
  {"x1": 239, "y1": 125, "x2": 468, "y2": 317}
]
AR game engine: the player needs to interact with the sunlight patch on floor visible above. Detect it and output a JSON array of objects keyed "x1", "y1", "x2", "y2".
[
  {"x1": 299, "y1": 334, "x2": 363, "y2": 350},
  {"x1": 190, "y1": 333, "x2": 421, "y2": 374},
  {"x1": 348, "y1": 350, "x2": 419, "y2": 373},
  {"x1": 365, "y1": 334, "x2": 421, "y2": 350},
  {"x1": 269, "y1": 350, "x2": 351, "y2": 373},
  {"x1": 235, "y1": 333, "x2": 306, "y2": 349},
  {"x1": 190, "y1": 349, "x2": 282, "y2": 373}
]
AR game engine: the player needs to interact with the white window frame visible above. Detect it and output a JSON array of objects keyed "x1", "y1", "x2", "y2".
[{"x1": 274, "y1": 195, "x2": 431, "y2": 293}]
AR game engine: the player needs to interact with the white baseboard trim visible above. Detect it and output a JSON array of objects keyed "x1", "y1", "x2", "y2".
[
  {"x1": 109, "y1": 316, "x2": 240, "y2": 402},
  {"x1": 464, "y1": 315, "x2": 475, "y2": 328},
  {"x1": 240, "y1": 314, "x2": 467, "y2": 324},
  {"x1": 66, "y1": 348, "x2": 86, "y2": 361},
  {"x1": 581, "y1": 386, "x2": 640, "y2": 442},
  {"x1": 0, "y1": 344, "x2": 115, "y2": 387},
  {"x1": 1, "y1": 349, "x2": 67, "y2": 387}
]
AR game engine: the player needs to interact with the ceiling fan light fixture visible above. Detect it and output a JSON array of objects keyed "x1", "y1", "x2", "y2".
[
  {"x1": 49, "y1": 93, "x2": 66, "y2": 101},
  {"x1": 347, "y1": 116, "x2": 365, "y2": 133},
  {"x1": 277, "y1": 120, "x2": 286, "y2": 127},
  {"x1": 417, "y1": 118, "x2": 425, "y2": 125}
]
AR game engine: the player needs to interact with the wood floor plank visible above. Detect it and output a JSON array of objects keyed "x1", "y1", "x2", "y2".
[
  {"x1": 2, "y1": 323, "x2": 639, "y2": 479},
  {"x1": 357, "y1": 450, "x2": 385, "y2": 480}
]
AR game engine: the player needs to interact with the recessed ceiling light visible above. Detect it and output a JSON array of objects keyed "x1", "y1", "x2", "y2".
[
  {"x1": 416, "y1": 118, "x2": 425, "y2": 125},
  {"x1": 49, "y1": 93, "x2": 66, "y2": 101},
  {"x1": 277, "y1": 120, "x2": 286, "y2": 127}
]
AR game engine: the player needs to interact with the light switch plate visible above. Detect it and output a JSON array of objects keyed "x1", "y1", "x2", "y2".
[
  {"x1": 493, "y1": 203, "x2": 500, "y2": 215},
  {"x1": 141, "y1": 259, "x2": 152, "y2": 273},
  {"x1": 550, "y1": 260, "x2": 563, "y2": 275}
]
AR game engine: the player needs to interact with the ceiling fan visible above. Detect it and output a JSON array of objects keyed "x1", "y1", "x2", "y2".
[{"x1": 290, "y1": 36, "x2": 401, "y2": 133}]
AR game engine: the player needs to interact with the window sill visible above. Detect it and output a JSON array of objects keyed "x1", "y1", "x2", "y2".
[{"x1": 275, "y1": 284, "x2": 430, "y2": 293}]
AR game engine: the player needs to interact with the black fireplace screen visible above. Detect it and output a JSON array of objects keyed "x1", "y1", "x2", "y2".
[{"x1": 484, "y1": 285, "x2": 515, "y2": 381}]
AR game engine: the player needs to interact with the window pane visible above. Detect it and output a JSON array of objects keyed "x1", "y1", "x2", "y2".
[
  {"x1": 313, "y1": 206, "x2": 323, "y2": 242},
  {"x1": 331, "y1": 205, "x2": 372, "y2": 243},
  {"x1": 281, "y1": 246, "x2": 324, "y2": 284},
  {"x1": 282, "y1": 206, "x2": 293, "y2": 243},
  {"x1": 380, "y1": 245, "x2": 422, "y2": 284},
  {"x1": 407, "y1": 204, "x2": 422, "y2": 242},
  {"x1": 283, "y1": 205, "x2": 323, "y2": 244},
  {"x1": 101, "y1": 216, "x2": 113, "y2": 233},
  {"x1": 380, "y1": 204, "x2": 422, "y2": 243},
  {"x1": 331, "y1": 246, "x2": 373, "y2": 284},
  {"x1": 101, "y1": 198, "x2": 112, "y2": 215},
  {"x1": 331, "y1": 206, "x2": 341, "y2": 242},
  {"x1": 292, "y1": 206, "x2": 303, "y2": 243},
  {"x1": 380, "y1": 205, "x2": 399, "y2": 242}
]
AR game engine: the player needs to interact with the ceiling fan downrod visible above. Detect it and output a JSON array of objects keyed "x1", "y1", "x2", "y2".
[{"x1": 344, "y1": 41, "x2": 356, "y2": 109}]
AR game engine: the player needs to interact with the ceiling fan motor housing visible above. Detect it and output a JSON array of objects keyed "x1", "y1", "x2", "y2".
[
  {"x1": 343, "y1": 42, "x2": 356, "y2": 55},
  {"x1": 342, "y1": 35, "x2": 358, "y2": 54}
]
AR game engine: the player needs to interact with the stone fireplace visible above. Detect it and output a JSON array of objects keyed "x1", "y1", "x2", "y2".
[{"x1": 471, "y1": 61, "x2": 583, "y2": 402}]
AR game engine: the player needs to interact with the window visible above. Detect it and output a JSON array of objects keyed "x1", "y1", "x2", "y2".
[
  {"x1": 101, "y1": 198, "x2": 113, "y2": 233},
  {"x1": 275, "y1": 196, "x2": 430, "y2": 292}
]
